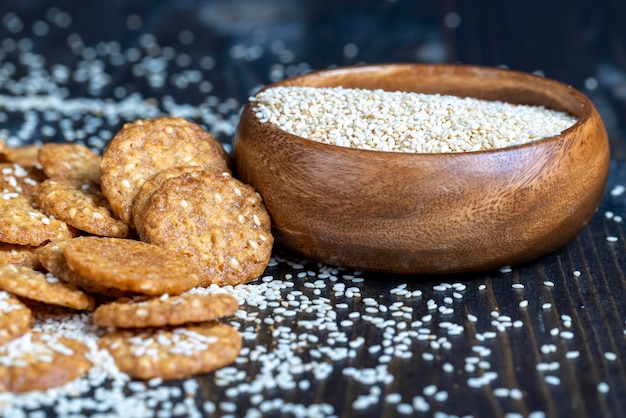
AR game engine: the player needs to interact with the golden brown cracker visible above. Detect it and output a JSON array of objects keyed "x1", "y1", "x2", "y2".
[
  {"x1": 0, "y1": 264, "x2": 95, "y2": 311},
  {"x1": 98, "y1": 322, "x2": 241, "y2": 380},
  {"x1": 137, "y1": 170, "x2": 273, "y2": 286},
  {"x1": 0, "y1": 162, "x2": 47, "y2": 196},
  {"x1": 131, "y1": 165, "x2": 204, "y2": 234},
  {"x1": 0, "y1": 242, "x2": 41, "y2": 269},
  {"x1": 0, "y1": 139, "x2": 8, "y2": 161},
  {"x1": 93, "y1": 292, "x2": 238, "y2": 328},
  {"x1": 35, "y1": 179, "x2": 129, "y2": 238},
  {"x1": 0, "y1": 193, "x2": 73, "y2": 246},
  {"x1": 0, "y1": 331, "x2": 91, "y2": 392},
  {"x1": 38, "y1": 143, "x2": 101, "y2": 184},
  {"x1": 37, "y1": 240, "x2": 130, "y2": 298},
  {"x1": 4, "y1": 145, "x2": 41, "y2": 167},
  {"x1": 63, "y1": 236, "x2": 203, "y2": 296},
  {"x1": 100, "y1": 117, "x2": 231, "y2": 225},
  {"x1": 0, "y1": 290, "x2": 33, "y2": 345}
]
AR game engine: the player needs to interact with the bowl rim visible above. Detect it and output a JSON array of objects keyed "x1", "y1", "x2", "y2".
[{"x1": 243, "y1": 62, "x2": 595, "y2": 158}]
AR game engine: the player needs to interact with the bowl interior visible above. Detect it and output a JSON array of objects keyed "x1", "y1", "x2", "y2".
[{"x1": 265, "y1": 64, "x2": 588, "y2": 133}]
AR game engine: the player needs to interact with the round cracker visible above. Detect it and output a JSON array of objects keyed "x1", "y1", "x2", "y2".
[
  {"x1": 93, "y1": 293, "x2": 238, "y2": 328},
  {"x1": 0, "y1": 331, "x2": 91, "y2": 392},
  {"x1": 100, "y1": 117, "x2": 230, "y2": 225},
  {"x1": 98, "y1": 322, "x2": 241, "y2": 380},
  {"x1": 131, "y1": 165, "x2": 204, "y2": 234},
  {"x1": 0, "y1": 242, "x2": 41, "y2": 269},
  {"x1": 38, "y1": 143, "x2": 101, "y2": 184},
  {"x1": 38, "y1": 240, "x2": 130, "y2": 298},
  {"x1": 0, "y1": 264, "x2": 95, "y2": 311},
  {"x1": 0, "y1": 193, "x2": 72, "y2": 246},
  {"x1": 0, "y1": 139, "x2": 8, "y2": 161},
  {"x1": 4, "y1": 145, "x2": 40, "y2": 167},
  {"x1": 137, "y1": 170, "x2": 273, "y2": 286},
  {"x1": 0, "y1": 290, "x2": 33, "y2": 345},
  {"x1": 35, "y1": 179, "x2": 129, "y2": 238},
  {"x1": 63, "y1": 237, "x2": 203, "y2": 296}
]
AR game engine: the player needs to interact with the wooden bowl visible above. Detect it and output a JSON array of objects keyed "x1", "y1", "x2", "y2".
[{"x1": 233, "y1": 63, "x2": 610, "y2": 274}]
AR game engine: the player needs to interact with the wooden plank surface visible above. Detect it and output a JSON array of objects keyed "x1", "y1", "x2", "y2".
[{"x1": 0, "y1": 1, "x2": 624, "y2": 417}]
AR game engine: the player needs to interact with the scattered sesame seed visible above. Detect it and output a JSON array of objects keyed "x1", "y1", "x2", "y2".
[
  {"x1": 565, "y1": 351, "x2": 580, "y2": 359},
  {"x1": 545, "y1": 375, "x2": 561, "y2": 386},
  {"x1": 0, "y1": 8, "x2": 616, "y2": 418},
  {"x1": 423, "y1": 385, "x2": 438, "y2": 397},
  {"x1": 610, "y1": 185, "x2": 625, "y2": 197}
]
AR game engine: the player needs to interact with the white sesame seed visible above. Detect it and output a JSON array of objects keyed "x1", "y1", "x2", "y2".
[
  {"x1": 610, "y1": 185, "x2": 625, "y2": 196},
  {"x1": 545, "y1": 375, "x2": 561, "y2": 386},
  {"x1": 565, "y1": 351, "x2": 580, "y2": 359},
  {"x1": 253, "y1": 86, "x2": 576, "y2": 153},
  {"x1": 396, "y1": 403, "x2": 414, "y2": 415},
  {"x1": 493, "y1": 387, "x2": 510, "y2": 397},
  {"x1": 423, "y1": 384, "x2": 437, "y2": 396}
]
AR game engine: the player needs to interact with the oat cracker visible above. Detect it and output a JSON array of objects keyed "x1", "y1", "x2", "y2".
[
  {"x1": 93, "y1": 292, "x2": 239, "y2": 328},
  {"x1": 35, "y1": 179, "x2": 129, "y2": 238},
  {"x1": 100, "y1": 117, "x2": 230, "y2": 225},
  {"x1": 0, "y1": 264, "x2": 95, "y2": 311},
  {"x1": 0, "y1": 331, "x2": 91, "y2": 392},
  {"x1": 0, "y1": 193, "x2": 72, "y2": 246},
  {"x1": 63, "y1": 236, "x2": 204, "y2": 295},
  {"x1": 98, "y1": 322, "x2": 241, "y2": 380},
  {"x1": 0, "y1": 290, "x2": 33, "y2": 345},
  {"x1": 137, "y1": 170, "x2": 273, "y2": 286},
  {"x1": 38, "y1": 143, "x2": 101, "y2": 184}
]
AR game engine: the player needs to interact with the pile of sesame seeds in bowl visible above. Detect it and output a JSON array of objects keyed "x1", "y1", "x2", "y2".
[{"x1": 251, "y1": 86, "x2": 578, "y2": 153}]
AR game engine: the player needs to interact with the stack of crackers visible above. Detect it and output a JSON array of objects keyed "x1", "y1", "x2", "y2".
[{"x1": 0, "y1": 117, "x2": 274, "y2": 392}]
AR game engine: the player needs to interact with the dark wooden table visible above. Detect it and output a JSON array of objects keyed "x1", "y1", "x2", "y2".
[{"x1": 1, "y1": 1, "x2": 624, "y2": 417}]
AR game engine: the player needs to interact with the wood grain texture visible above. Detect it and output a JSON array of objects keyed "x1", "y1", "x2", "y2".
[
  {"x1": 1, "y1": 1, "x2": 625, "y2": 417},
  {"x1": 235, "y1": 64, "x2": 611, "y2": 274}
]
